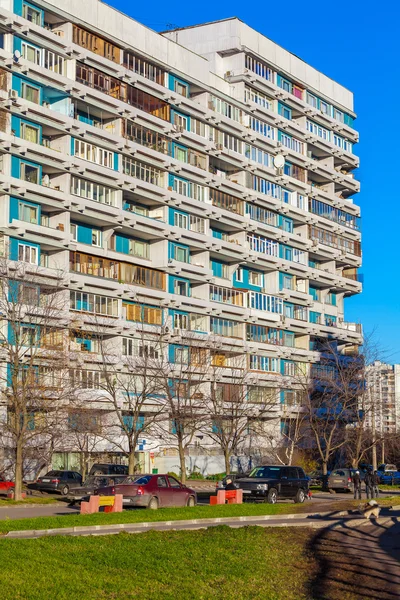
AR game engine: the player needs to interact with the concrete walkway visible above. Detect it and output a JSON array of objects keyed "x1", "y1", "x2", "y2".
[{"x1": 4, "y1": 508, "x2": 400, "y2": 539}]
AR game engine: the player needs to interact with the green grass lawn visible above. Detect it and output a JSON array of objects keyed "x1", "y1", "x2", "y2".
[{"x1": 0, "y1": 526, "x2": 317, "y2": 600}]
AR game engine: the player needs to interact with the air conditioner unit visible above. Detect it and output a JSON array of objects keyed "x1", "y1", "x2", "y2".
[{"x1": 9, "y1": 89, "x2": 18, "y2": 100}]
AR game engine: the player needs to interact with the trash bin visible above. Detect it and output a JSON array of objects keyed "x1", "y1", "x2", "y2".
[{"x1": 152, "y1": 468, "x2": 158, "y2": 474}]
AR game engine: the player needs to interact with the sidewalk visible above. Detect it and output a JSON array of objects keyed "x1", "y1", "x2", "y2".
[{"x1": 5, "y1": 507, "x2": 400, "y2": 540}]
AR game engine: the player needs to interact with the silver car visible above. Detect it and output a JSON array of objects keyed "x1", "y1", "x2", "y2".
[{"x1": 327, "y1": 468, "x2": 365, "y2": 493}]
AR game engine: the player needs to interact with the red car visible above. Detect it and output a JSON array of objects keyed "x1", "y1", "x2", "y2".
[
  {"x1": 0, "y1": 476, "x2": 15, "y2": 495},
  {"x1": 97, "y1": 474, "x2": 196, "y2": 509}
]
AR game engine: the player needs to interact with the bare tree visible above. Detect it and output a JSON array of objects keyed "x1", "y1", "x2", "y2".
[
  {"x1": 0, "y1": 259, "x2": 69, "y2": 499},
  {"x1": 200, "y1": 348, "x2": 280, "y2": 475},
  {"x1": 303, "y1": 341, "x2": 365, "y2": 476},
  {"x1": 152, "y1": 332, "x2": 209, "y2": 484}
]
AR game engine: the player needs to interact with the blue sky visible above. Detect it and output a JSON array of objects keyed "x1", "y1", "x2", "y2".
[{"x1": 107, "y1": 0, "x2": 399, "y2": 359}]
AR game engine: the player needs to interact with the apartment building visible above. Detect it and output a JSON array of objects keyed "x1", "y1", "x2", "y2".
[
  {"x1": 0, "y1": 1, "x2": 362, "y2": 474},
  {"x1": 366, "y1": 362, "x2": 400, "y2": 435}
]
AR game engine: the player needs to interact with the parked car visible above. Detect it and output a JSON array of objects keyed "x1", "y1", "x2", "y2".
[
  {"x1": 327, "y1": 468, "x2": 365, "y2": 493},
  {"x1": 67, "y1": 475, "x2": 128, "y2": 504},
  {"x1": 377, "y1": 469, "x2": 400, "y2": 485},
  {"x1": 89, "y1": 464, "x2": 129, "y2": 477},
  {"x1": 97, "y1": 474, "x2": 197, "y2": 509},
  {"x1": 233, "y1": 465, "x2": 309, "y2": 504},
  {"x1": 307, "y1": 470, "x2": 330, "y2": 487},
  {"x1": 378, "y1": 463, "x2": 397, "y2": 473},
  {"x1": 30, "y1": 470, "x2": 83, "y2": 495},
  {"x1": 0, "y1": 476, "x2": 14, "y2": 495}
]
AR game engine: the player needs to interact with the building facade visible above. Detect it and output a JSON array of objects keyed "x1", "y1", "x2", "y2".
[
  {"x1": 0, "y1": 1, "x2": 362, "y2": 475},
  {"x1": 366, "y1": 362, "x2": 400, "y2": 436}
]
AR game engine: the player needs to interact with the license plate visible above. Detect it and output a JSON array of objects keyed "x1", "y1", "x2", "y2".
[
  {"x1": 242, "y1": 490, "x2": 251, "y2": 494},
  {"x1": 333, "y1": 480, "x2": 342, "y2": 483},
  {"x1": 42, "y1": 479, "x2": 50, "y2": 482}
]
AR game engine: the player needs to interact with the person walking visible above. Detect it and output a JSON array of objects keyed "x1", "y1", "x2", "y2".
[
  {"x1": 352, "y1": 470, "x2": 362, "y2": 500},
  {"x1": 364, "y1": 468, "x2": 374, "y2": 500},
  {"x1": 373, "y1": 470, "x2": 380, "y2": 498}
]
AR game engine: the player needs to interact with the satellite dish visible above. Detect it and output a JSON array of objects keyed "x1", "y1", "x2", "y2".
[
  {"x1": 273, "y1": 154, "x2": 285, "y2": 169},
  {"x1": 42, "y1": 174, "x2": 50, "y2": 186},
  {"x1": 13, "y1": 50, "x2": 21, "y2": 62}
]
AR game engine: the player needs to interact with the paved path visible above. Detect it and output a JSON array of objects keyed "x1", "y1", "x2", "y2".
[
  {"x1": 0, "y1": 504, "x2": 79, "y2": 521},
  {"x1": 311, "y1": 516, "x2": 400, "y2": 599}
]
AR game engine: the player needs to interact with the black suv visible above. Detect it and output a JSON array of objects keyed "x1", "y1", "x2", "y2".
[{"x1": 235, "y1": 465, "x2": 309, "y2": 503}]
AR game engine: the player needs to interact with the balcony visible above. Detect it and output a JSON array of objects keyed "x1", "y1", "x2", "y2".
[
  {"x1": 247, "y1": 234, "x2": 278, "y2": 257},
  {"x1": 308, "y1": 225, "x2": 361, "y2": 257},
  {"x1": 123, "y1": 122, "x2": 207, "y2": 170},
  {"x1": 210, "y1": 190, "x2": 245, "y2": 216},
  {"x1": 76, "y1": 63, "x2": 170, "y2": 122},
  {"x1": 69, "y1": 251, "x2": 166, "y2": 291},
  {"x1": 209, "y1": 285, "x2": 245, "y2": 306}
]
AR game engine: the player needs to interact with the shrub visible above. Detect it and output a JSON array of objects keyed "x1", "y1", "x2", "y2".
[
  {"x1": 206, "y1": 472, "x2": 226, "y2": 481},
  {"x1": 187, "y1": 471, "x2": 204, "y2": 480},
  {"x1": 167, "y1": 471, "x2": 180, "y2": 479}
]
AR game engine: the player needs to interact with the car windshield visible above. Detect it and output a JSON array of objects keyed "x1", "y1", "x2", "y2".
[{"x1": 248, "y1": 467, "x2": 281, "y2": 479}]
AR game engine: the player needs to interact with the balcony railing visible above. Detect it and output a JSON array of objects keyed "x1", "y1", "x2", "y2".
[
  {"x1": 247, "y1": 234, "x2": 279, "y2": 257},
  {"x1": 123, "y1": 121, "x2": 207, "y2": 170},
  {"x1": 308, "y1": 225, "x2": 361, "y2": 257},
  {"x1": 69, "y1": 251, "x2": 165, "y2": 290},
  {"x1": 76, "y1": 63, "x2": 170, "y2": 122},
  {"x1": 210, "y1": 190, "x2": 245, "y2": 215},
  {"x1": 209, "y1": 285, "x2": 245, "y2": 306}
]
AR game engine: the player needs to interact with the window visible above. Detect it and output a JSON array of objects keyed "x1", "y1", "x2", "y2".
[
  {"x1": 173, "y1": 112, "x2": 189, "y2": 131},
  {"x1": 278, "y1": 103, "x2": 291, "y2": 120},
  {"x1": 236, "y1": 268, "x2": 243, "y2": 282},
  {"x1": 20, "y1": 122, "x2": 39, "y2": 143},
  {"x1": 173, "y1": 312, "x2": 189, "y2": 329},
  {"x1": 129, "y1": 239, "x2": 149, "y2": 259},
  {"x1": 174, "y1": 346, "x2": 189, "y2": 364},
  {"x1": 74, "y1": 140, "x2": 113, "y2": 168},
  {"x1": 249, "y1": 271, "x2": 262, "y2": 286},
  {"x1": 92, "y1": 230, "x2": 102, "y2": 247},
  {"x1": 173, "y1": 245, "x2": 189, "y2": 263},
  {"x1": 174, "y1": 145, "x2": 187, "y2": 162},
  {"x1": 18, "y1": 202, "x2": 38, "y2": 224},
  {"x1": 122, "y1": 338, "x2": 159, "y2": 359},
  {"x1": 174, "y1": 212, "x2": 188, "y2": 229},
  {"x1": 174, "y1": 80, "x2": 188, "y2": 97},
  {"x1": 21, "y1": 82, "x2": 40, "y2": 104},
  {"x1": 70, "y1": 224, "x2": 77, "y2": 241},
  {"x1": 157, "y1": 476, "x2": 168, "y2": 488},
  {"x1": 173, "y1": 177, "x2": 189, "y2": 197},
  {"x1": 20, "y1": 163, "x2": 39, "y2": 184},
  {"x1": 18, "y1": 243, "x2": 38, "y2": 264},
  {"x1": 22, "y1": 3, "x2": 42, "y2": 24},
  {"x1": 173, "y1": 279, "x2": 189, "y2": 296},
  {"x1": 325, "y1": 292, "x2": 336, "y2": 306},
  {"x1": 21, "y1": 42, "x2": 41, "y2": 65},
  {"x1": 281, "y1": 275, "x2": 294, "y2": 290},
  {"x1": 71, "y1": 291, "x2": 119, "y2": 317},
  {"x1": 18, "y1": 284, "x2": 39, "y2": 306},
  {"x1": 306, "y1": 92, "x2": 318, "y2": 108},
  {"x1": 71, "y1": 177, "x2": 116, "y2": 206},
  {"x1": 168, "y1": 476, "x2": 181, "y2": 488},
  {"x1": 320, "y1": 100, "x2": 329, "y2": 115}
]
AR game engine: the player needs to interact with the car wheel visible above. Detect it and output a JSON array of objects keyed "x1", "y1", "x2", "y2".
[
  {"x1": 148, "y1": 496, "x2": 159, "y2": 510},
  {"x1": 295, "y1": 489, "x2": 306, "y2": 503},
  {"x1": 186, "y1": 496, "x2": 196, "y2": 507},
  {"x1": 267, "y1": 488, "x2": 278, "y2": 504},
  {"x1": 61, "y1": 485, "x2": 69, "y2": 496}
]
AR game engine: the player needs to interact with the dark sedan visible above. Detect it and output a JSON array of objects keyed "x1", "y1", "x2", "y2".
[
  {"x1": 67, "y1": 475, "x2": 128, "y2": 504},
  {"x1": 31, "y1": 470, "x2": 82, "y2": 495},
  {"x1": 97, "y1": 474, "x2": 197, "y2": 509}
]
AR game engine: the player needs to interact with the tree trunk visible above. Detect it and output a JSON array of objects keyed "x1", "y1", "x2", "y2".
[
  {"x1": 178, "y1": 442, "x2": 186, "y2": 484},
  {"x1": 321, "y1": 461, "x2": 328, "y2": 476},
  {"x1": 351, "y1": 458, "x2": 358, "y2": 469},
  {"x1": 128, "y1": 449, "x2": 136, "y2": 476},
  {"x1": 14, "y1": 439, "x2": 24, "y2": 501},
  {"x1": 224, "y1": 448, "x2": 231, "y2": 475}
]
